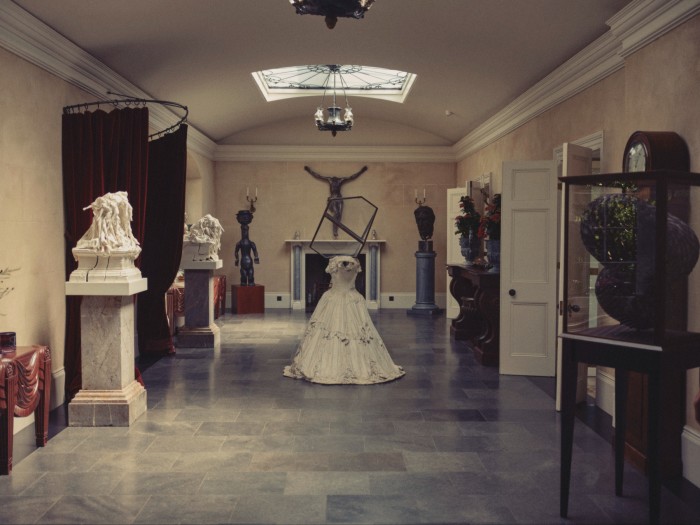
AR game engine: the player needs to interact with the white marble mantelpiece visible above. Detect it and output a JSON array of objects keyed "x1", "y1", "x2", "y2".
[{"x1": 285, "y1": 240, "x2": 385, "y2": 310}]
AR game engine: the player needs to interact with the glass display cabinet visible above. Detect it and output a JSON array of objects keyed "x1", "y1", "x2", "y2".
[{"x1": 559, "y1": 170, "x2": 700, "y2": 524}]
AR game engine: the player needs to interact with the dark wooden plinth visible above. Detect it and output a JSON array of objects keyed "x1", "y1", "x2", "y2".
[{"x1": 231, "y1": 285, "x2": 265, "y2": 314}]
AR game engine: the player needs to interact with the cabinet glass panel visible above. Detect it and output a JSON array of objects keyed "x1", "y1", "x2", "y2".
[{"x1": 561, "y1": 172, "x2": 700, "y2": 345}]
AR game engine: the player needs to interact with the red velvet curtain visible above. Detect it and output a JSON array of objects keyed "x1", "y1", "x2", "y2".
[
  {"x1": 62, "y1": 107, "x2": 149, "y2": 399},
  {"x1": 137, "y1": 125, "x2": 188, "y2": 356}
]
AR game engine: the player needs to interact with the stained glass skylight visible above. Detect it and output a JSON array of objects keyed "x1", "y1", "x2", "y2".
[{"x1": 252, "y1": 65, "x2": 416, "y2": 103}]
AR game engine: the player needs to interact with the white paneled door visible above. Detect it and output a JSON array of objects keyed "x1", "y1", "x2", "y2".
[{"x1": 500, "y1": 161, "x2": 558, "y2": 376}]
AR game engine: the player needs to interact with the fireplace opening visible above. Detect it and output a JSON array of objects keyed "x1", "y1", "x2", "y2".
[{"x1": 305, "y1": 253, "x2": 366, "y2": 311}]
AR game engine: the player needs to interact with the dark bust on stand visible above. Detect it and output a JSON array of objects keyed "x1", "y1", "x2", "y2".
[
  {"x1": 408, "y1": 203, "x2": 441, "y2": 316},
  {"x1": 414, "y1": 204, "x2": 435, "y2": 251},
  {"x1": 234, "y1": 210, "x2": 259, "y2": 286}
]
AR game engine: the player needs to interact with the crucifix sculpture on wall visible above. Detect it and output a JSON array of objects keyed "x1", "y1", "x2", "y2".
[{"x1": 305, "y1": 165, "x2": 368, "y2": 238}]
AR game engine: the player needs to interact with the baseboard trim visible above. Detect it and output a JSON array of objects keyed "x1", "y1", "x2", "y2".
[
  {"x1": 380, "y1": 293, "x2": 447, "y2": 310},
  {"x1": 595, "y1": 368, "x2": 616, "y2": 419},
  {"x1": 224, "y1": 292, "x2": 448, "y2": 311},
  {"x1": 682, "y1": 425, "x2": 700, "y2": 489},
  {"x1": 51, "y1": 366, "x2": 66, "y2": 409},
  {"x1": 264, "y1": 293, "x2": 291, "y2": 309}
]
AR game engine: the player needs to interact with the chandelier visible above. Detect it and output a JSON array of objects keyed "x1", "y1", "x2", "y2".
[
  {"x1": 314, "y1": 65, "x2": 353, "y2": 137},
  {"x1": 289, "y1": 0, "x2": 376, "y2": 29}
]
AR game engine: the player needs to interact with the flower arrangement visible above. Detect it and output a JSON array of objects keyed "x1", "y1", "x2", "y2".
[
  {"x1": 478, "y1": 193, "x2": 501, "y2": 240},
  {"x1": 454, "y1": 195, "x2": 481, "y2": 237}
]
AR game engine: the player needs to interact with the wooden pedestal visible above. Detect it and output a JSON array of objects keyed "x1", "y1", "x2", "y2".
[{"x1": 231, "y1": 285, "x2": 265, "y2": 314}]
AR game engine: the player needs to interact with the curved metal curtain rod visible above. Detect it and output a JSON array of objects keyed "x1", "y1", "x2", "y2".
[{"x1": 62, "y1": 91, "x2": 188, "y2": 140}]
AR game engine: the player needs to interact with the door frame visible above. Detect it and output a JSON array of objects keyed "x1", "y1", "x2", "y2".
[{"x1": 553, "y1": 131, "x2": 605, "y2": 411}]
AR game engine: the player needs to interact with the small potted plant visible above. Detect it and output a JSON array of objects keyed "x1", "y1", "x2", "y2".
[
  {"x1": 455, "y1": 196, "x2": 481, "y2": 264},
  {"x1": 478, "y1": 194, "x2": 501, "y2": 271}
]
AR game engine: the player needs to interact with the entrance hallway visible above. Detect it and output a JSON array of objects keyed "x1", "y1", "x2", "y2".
[{"x1": 2, "y1": 310, "x2": 699, "y2": 524}]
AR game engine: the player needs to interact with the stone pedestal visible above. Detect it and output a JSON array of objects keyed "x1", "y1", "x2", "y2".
[
  {"x1": 408, "y1": 240, "x2": 442, "y2": 316},
  {"x1": 65, "y1": 279, "x2": 148, "y2": 427},
  {"x1": 177, "y1": 260, "x2": 222, "y2": 348}
]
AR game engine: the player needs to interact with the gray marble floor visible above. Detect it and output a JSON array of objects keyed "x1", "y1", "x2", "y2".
[{"x1": 2, "y1": 310, "x2": 699, "y2": 524}]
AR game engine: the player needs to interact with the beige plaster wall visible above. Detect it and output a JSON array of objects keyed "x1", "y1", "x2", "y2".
[
  {"x1": 629, "y1": 15, "x2": 700, "y2": 434},
  {"x1": 456, "y1": 70, "x2": 626, "y2": 192},
  {"x1": 193, "y1": 151, "x2": 217, "y2": 217},
  {"x1": 214, "y1": 161, "x2": 456, "y2": 295},
  {"x1": 456, "y1": 14, "x2": 700, "y2": 433},
  {"x1": 0, "y1": 47, "x2": 92, "y2": 407}
]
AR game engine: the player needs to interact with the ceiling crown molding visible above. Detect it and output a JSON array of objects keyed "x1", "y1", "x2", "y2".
[
  {"x1": 607, "y1": 0, "x2": 700, "y2": 58},
  {"x1": 0, "y1": 1, "x2": 216, "y2": 159},
  {"x1": 215, "y1": 145, "x2": 456, "y2": 163}
]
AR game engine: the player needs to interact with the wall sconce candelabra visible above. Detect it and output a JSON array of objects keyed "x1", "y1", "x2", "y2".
[
  {"x1": 247, "y1": 187, "x2": 258, "y2": 213},
  {"x1": 414, "y1": 188, "x2": 426, "y2": 206}
]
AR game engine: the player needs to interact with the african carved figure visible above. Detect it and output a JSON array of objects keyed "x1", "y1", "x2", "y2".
[{"x1": 234, "y1": 210, "x2": 259, "y2": 286}]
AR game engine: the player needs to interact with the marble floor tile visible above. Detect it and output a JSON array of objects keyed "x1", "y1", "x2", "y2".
[
  {"x1": 3, "y1": 310, "x2": 699, "y2": 524},
  {"x1": 230, "y1": 494, "x2": 327, "y2": 524},
  {"x1": 37, "y1": 495, "x2": 148, "y2": 524},
  {"x1": 0, "y1": 495, "x2": 60, "y2": 524},
  {"x1": 111, "y1": 471, "x2": 206, "y2": 495},
  {"x1": 22, "y1": 471, "x2": 126, "y2": 497},
  {"x1": 134, "y1": 494, "x2": 238, "y2": 524},
  {"x1": 325, "y1": 495, "x2": 423, "y2": 524},
  {"x1": 284, "y1": 472, "x2": 371, "y2": 496},
  {"x1": 199, "y1": 471, "x2": 287, "y2": 495}
]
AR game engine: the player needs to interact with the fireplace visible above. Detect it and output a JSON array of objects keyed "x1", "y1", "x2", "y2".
[{"x1": 286, "y1": 239, "x2": 384, "y2": 310}]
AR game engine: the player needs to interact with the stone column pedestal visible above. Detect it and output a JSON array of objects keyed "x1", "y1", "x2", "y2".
[
  {"x1": 65, "y1": 279, "x2": 148, "y2": 427},
  {"x1": 408, "y1": 240, "x2": 442, "y2": 316},
  {"x1": 177, "y1": 259, "x2": 223, "y2": 348}
]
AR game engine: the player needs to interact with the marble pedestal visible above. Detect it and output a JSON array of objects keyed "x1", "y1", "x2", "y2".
[
  {"x1": 66, "y1": 279, "x2": 148, "y2": 427},
  {"x1": 408, "y1": 241, "x2": 442, "y2": 317},
  {"x1": 177, "y1": 260, "x2": 222, "y2": 348}
]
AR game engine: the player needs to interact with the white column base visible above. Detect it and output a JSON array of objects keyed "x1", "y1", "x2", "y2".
[{"x1": 68, "y1": 380, "x2": 147, "y2": 427}]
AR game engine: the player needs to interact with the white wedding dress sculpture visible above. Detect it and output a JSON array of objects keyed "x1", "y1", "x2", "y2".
[{"x1": 284, "y1": 256, "x2": 405, "y2": 384}]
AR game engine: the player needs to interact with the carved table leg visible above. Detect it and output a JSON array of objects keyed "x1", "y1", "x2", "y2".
[
  {"x1": 1, "y1": 361, "x2": 17, "y2": 475},
  {"x1": 472, "y1": 285, "x2": 500, "y2": 366},
  {"x1": 449, "y1": 273, "x2": 481, "y2": 340},
  {"x1": 34, "y1": 348, "x2": 51, "y2": 447}
]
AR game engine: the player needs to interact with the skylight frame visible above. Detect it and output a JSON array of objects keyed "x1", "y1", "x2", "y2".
[{"x1": 252, "y1": 65, "x2": 416, "y2": 103}]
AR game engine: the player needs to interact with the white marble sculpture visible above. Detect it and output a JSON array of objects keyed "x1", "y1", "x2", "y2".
[
  {"x1": 182, "y1": 214, "x2": 224, "y2": 262},
  {"x1": 69, "y1": 191, "x2": 142, "y2": 283},
  {"x1": 76, "y1": 191, "x2": 141, "y2": 254}
]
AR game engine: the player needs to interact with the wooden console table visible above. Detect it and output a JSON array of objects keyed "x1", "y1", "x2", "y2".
[
  {"x1": 447, "y1": 265, "x2": 500, "y2": 366},
  {"x1": 1, "y1": 345, "x2": 51, "y2": 474}
]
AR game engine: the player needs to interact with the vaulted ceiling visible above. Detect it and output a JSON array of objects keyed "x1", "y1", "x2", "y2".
[{"x1": 12, "y1": 0, "x2": 632, "y2": 147}]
